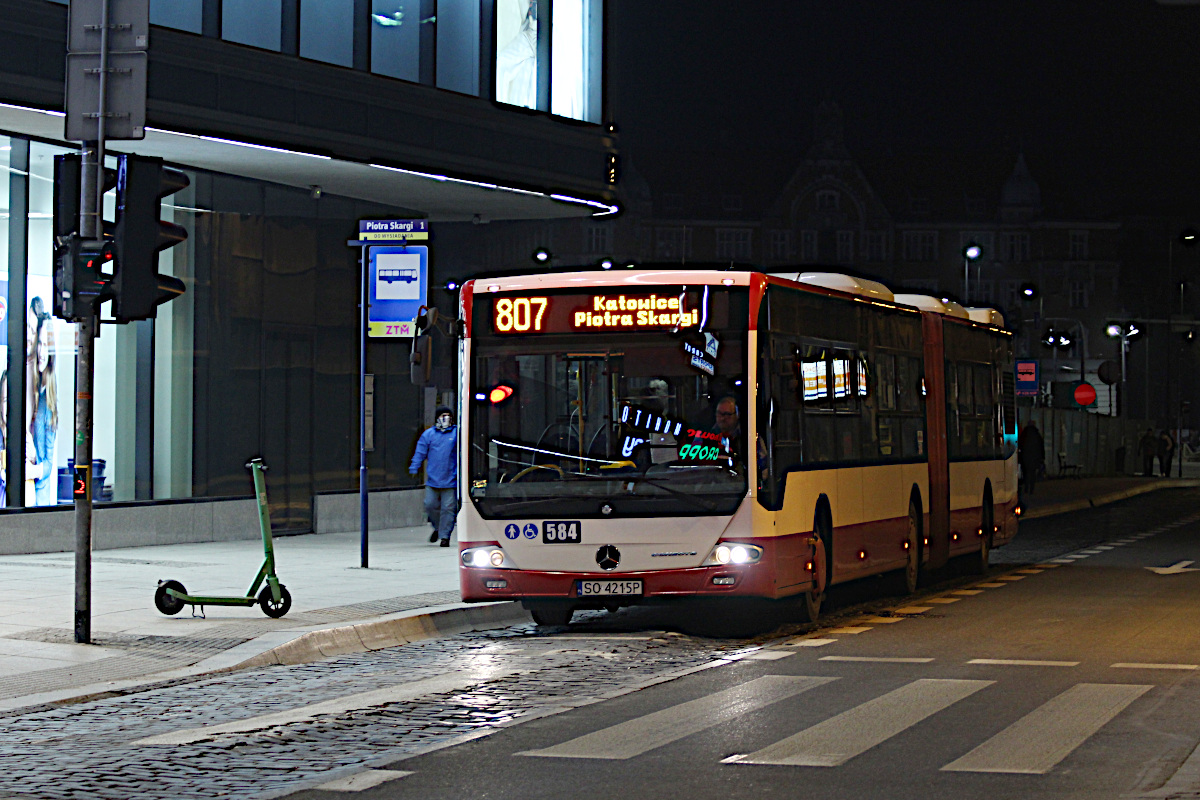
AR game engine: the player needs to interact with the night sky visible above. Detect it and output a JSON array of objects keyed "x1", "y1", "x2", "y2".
[{"x1": 613, "y1": 1, "x2": 1200, "y2": 216}]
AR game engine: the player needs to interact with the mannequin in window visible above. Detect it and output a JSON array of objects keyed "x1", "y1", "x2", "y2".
[{"x1": 496, "y1": 0, "x2": 537, "y2": 108}]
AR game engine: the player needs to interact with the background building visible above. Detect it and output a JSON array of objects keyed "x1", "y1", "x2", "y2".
[{"x1": 0, "y1": 0, "x2": 614, "y2": 540}]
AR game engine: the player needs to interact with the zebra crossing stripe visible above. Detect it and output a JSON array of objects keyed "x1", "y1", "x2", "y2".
[
  {"x1": 941, "y1": 683, "x2": 1151, "y2": 774},
  {"x1": 518, "y1": 675, "x2": 834, "y2": 760},
  {"x1": 724, "y1": 678, "x2": 991, "y2": 767}
]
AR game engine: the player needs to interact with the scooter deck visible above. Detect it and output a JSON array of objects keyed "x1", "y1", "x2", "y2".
[{"x1": 166, "y1": 589, "x2": 256, "y2": 607}]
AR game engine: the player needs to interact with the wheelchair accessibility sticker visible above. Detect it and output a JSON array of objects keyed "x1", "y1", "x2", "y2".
[{"x1": 523, "y1": 523, "x2": 538, "y2": 539}]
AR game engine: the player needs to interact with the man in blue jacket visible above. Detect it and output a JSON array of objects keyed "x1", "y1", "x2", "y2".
[{"x1": 410, "y1": 406, "x2": 459, "y2": 547}]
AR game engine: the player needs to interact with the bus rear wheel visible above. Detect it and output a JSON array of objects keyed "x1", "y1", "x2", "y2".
[
  {"x1": 976, "y1": 500, "x2": 993, "y2": 575},
  {"x1": 902, "y1": 498, "x2": 921, "y2": 594}
]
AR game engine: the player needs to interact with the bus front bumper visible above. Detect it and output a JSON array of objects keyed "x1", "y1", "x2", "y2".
[{"x1": 460, "y1": 562, "x2": 779, "y2": 603}]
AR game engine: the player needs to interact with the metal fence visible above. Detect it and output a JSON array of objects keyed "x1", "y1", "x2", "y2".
[{"x1": 1017, "y1": 408, "x2": 1156, "y2": 477}]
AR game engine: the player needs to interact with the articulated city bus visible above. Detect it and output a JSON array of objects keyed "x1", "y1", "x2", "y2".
[{"x1": 457, "y1": 268, "x2": 1018, "y2": 626}]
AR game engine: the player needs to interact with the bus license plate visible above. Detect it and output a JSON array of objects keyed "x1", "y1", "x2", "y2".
[{"x1": 577, "y1": 580, "x2": 643, "y2": 597}]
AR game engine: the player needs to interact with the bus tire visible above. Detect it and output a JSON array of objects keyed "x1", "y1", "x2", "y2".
[
  {"x1": 799, "y1": 510, "x2": 829, "y2": 623},
  {"x1": 526, "y1": 600, "x2": 574, "y2": 627},
  {"x1": 976, "y1": 492, "x2": 994, "y2": 575},
  {"x1": 903, "y1": 496, "x2": 922, "y2": 594}
]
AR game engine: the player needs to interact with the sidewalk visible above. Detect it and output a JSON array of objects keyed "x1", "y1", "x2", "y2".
[
  {"x1": 2, "y1": 474, "x2": 1199, "y2": 713},
  {"x1": 0, "y1": 524, "x2": 526, "y2": 712},
  {"x1": 1020, "y1": 474, "x2": 1200, "y2": 519}
]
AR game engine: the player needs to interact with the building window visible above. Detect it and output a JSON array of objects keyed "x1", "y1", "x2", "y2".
[
  {"x1": 151, "y1": 0, "x2": 203, "y2": 32},
  {"x1": 585, "y1": 223, "x2": 611, "y2": 254},
  {"x1": 496, "y1": 0, "x2": 540, "y2": 109},
  {"x1": 551, "y1": 0, "x2": 603, "y2": 122},
  {"x1": 716, "y1": 229, "x2": 752, "y2": 261},
  {"x1": 901, "y1": 231, "x2": 938, "y2": 262},
  {"x1": 800, "y1": 230, "x2": 818, "y2": 262},
  {"x1": 438, "y1": 0, "x2": 481, "y2": 95},
  {"x1": 301, "y1": 0, "x2": 355, "y2": 67},
  {"x1": 816, "y1": 190, "x2": 839, "y2": 211},
  {"x1": 372, "y1": 0, "x2": 426, "y2": 82},
  {"x1": 223, "y1": 0, "x2": 283, "y2": 51},
  {"x1": 861, "y1": 231, "x2": 886, "y2": 261},
  {"x1": 768, "y1": 230, "x2": 792, "y2": 261},
  {"x1": 721, "y1": 194, "x2": 743, "y2": 212},
  {"x1": 1069, "y1": 280, "x2": 1089, "y2": 309},
  {"x1": 1000, "y1": 232, "x2": 1030, "y2": 262},
  {"x1": 1069, "y1": 230, "x2": 1089, "y2": 260},
  {"x1": 655, "y1": 227, "x2": 692, "y2": 260},
  {"x1": 836, "y1": 231, "x2": 854, "y2": 263}
]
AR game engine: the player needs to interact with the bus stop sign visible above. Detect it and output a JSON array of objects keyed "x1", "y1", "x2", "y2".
[{"x1": 1015, "y1": 360, "x2": 1039, "y2": 397}]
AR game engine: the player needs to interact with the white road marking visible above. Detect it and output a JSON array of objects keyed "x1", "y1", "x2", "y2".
[
  {"x1": 996, "y1": 575, "x2": 1026, "y2": 581},
  {"x1": 1035, "y1": 563, "x2": 1062, "y2": 568},
  {"x1": 725, "y1": 678, "x2": 991, "y2": 767},
  {"x1": 735, "y1": 650, "x2": 795, "y2": 661},
  {"x1": 974, "y1": 582, "x2": 1007, "y2": 588},
  {"x1": 518, "y1": 675, "x2": 834, "y2": 760},
  {"x1": 893, "y1": 606, "x2": 933, "y2": 614},
  {"x1": 951, "y1": 589, "x2": 984, "y2": 595},
  {"x1": 786, "y1": 638, "x2": 837, "y2": 647},
  {"x1": 315, "y1": 770, "x2": 413, "y2": 791},
  {"x1": 826, "y1": 626, "x2": 873, "y2": 634},
  {"x1": 133, "y1": 669, "x2": 522, "y2": 745},
  {"x1": 941, "y1": 683, "x2": 1151, "y2": 774},
  {"x1": 861, "y1": 616, "x2": 905, "y2": 623},
  {"x1": 1015, "y1": 568, "x2": 1044, "y2": 574},
  {"x1": 1093, "y1": 546, "x2": 1114, "y2": 550},
  {"x1": 923, "y1": 597, "x2": 961, "y2": 604},
  {"x1": 967, "y1": 659, "x2": 1079, "y2": 667},
  {"x1": 1111, "y1": 662, "x2": 1197, "y2": 670},
  {"x1": 819, "y1": 656, "x2": 935, "y2": 664},
  {"x1": 1147, "y1": 560, "x2": 1198, "y2": 575}
]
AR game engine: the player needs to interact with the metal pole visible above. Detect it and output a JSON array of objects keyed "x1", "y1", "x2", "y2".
[
  {"x1": 359, "y1": 245, "x2": 369, "y2": 568},
  {"x1": 73, "y1": 0, "x2": 112, "y2": 645}
]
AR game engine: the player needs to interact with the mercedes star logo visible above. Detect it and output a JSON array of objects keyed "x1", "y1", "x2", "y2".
[{"x1": 595, "y1": 544, "x2": 620, "y2": 571}]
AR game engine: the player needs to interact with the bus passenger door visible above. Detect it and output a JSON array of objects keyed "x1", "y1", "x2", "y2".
[{"x1": 922, "y1": 313, "x2": 951, "y2": 569}]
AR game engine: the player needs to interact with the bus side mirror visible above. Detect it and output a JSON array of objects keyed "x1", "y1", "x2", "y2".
[{"x1": 410, "y1": 334, "x2": 433, "y2": 386}]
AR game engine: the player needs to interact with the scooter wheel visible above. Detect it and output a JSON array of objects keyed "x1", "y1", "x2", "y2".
[
  {"x1": 258, "y1": 585, "x2": 292, "y2": 618},
  {"x1": 155, "y1": 580, "x2": 187, "y2": 616}
]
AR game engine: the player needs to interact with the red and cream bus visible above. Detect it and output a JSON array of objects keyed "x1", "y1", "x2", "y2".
[{"x1": 457, "y1": 268, "x2": 1018, "y2": 626}]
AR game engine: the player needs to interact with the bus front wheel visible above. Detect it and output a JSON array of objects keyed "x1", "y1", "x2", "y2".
[
  {"x1": 526, "y1": 600, "x2": 574, "y2": 627},
  {"x1": 799, "y1": 515, "x2": 829, "y2": 623},
  {"x1": 902, "y1": 498, "x2": 922, "y2": 594}
]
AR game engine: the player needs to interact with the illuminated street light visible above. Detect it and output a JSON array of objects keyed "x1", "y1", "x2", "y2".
[
  {"x1": 962, "y1": 242, "x2": 982, "y2": 303},
  {"x1": 532, "y1": 248, "x2": 551, "y2": 263}
]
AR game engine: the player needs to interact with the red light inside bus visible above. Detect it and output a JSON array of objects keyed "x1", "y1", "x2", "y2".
[{"x1": 489, "y1": 385, "x2": 514, "y2": 404}]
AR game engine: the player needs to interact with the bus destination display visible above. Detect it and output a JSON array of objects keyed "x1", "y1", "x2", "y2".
[{"x1": 492, "y1": 293, "x2": 702, "y2": 335}]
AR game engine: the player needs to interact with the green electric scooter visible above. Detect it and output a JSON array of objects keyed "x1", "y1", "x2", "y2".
[{"x1": 154, "y1": 458, "x2": 292, "y2": 619}]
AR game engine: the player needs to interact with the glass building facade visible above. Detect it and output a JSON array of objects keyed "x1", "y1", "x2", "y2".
[
  {"x1": 2, "y1": 134, "x2": 437, "y2": 532},
  {"x1": 52, "y1": 0, "x2": 605, "y2": 122}
]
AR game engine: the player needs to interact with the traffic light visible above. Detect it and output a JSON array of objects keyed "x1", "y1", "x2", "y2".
[
  {"x1": 53, "y1": 153, "x2": 118, "y2": 240},
  {"x1": 110, "y1": 154, "x2": 188, "y2": 322},
  {"x1": 54, "y1": 234, "x2": 114, "y2": 322}
]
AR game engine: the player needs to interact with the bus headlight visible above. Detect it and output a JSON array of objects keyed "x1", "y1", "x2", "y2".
[
  {"x1": 461, "y1": 547, "x2": 514, "y2": 569},
  {"x1": 704, "y1": 543, "x2": 763, "y2": 566}
]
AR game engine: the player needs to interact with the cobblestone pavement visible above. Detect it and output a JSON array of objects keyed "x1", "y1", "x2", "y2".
[
  {"x1": 0, "y1": 590, "x2": 461, "y2": 701},
  {"x1": 0, "y1": 617, "x2": 754, "y2": 800}
]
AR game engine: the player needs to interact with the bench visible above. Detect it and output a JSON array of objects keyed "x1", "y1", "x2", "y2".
[{"x1": 1057, "y1": 452, "x2": 1082, "y2": 478}]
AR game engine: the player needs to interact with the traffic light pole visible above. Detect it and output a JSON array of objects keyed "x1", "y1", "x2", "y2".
[{"x1": 72, "y1": 0, "x2": 109, "y2": 644}]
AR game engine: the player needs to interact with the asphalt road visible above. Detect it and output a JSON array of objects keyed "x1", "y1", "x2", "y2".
[
  {"x1": 285, "y1": 488, "x2": 1200, "y2": 800},
  {"x1": 4, "y1": 488, "x2": 1200, "y2": 800}
]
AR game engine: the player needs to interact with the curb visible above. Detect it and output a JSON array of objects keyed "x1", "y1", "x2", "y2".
[
  {"x1": 1022, "y1": 478, "x2": 1200, "y2": 520},
  {"x1": 0, "y1": 602, "x2": 530, "y2": 714},
  {"x1": 233, "y1": 601, "x2": 531, "y2": 669}
]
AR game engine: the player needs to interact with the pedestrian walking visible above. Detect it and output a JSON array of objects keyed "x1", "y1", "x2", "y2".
[
  {"x1": 1018, "y1": 420, "x2": 1044, "y2": 495},
  {"x1": 1138, "y1": 428, "x2": 1158, "y2": 477},
  {"x1": 409, "y1": 406, "x2": 458, "y2": 547},
  {"x1": 1159, "y1": 429, "x2": 1176, "y2": 477}
]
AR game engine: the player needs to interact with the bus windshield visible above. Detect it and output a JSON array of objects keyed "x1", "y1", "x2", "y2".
[{"x1": 468, "y1": 295, "x2": 748, "y2": 518}]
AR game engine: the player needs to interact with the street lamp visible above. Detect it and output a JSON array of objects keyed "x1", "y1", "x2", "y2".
[
  {"x1": 962, "y1": 243, "x2": 982, "y2": 304},
  {"x1": 1105, "y1": 321, "x2": 1142, "y2": 415}
]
